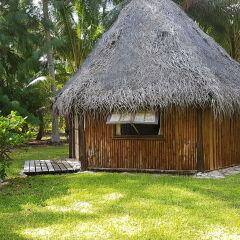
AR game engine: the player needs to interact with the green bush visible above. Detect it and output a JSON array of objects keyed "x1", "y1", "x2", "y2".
[{"x1": 0, "y1": 111, "x2": 32, "y2": 179}]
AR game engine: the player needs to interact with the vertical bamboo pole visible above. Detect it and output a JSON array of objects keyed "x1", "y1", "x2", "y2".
[
  {"x1": 79, "y1": 114, "x2": 87, "y2": 170},
  {"x1": 68, "y1": 115, "x2": 73, "y2": 158},
  {"x1": 197, "y1": 109, "x2": 204, "y2": 171}
]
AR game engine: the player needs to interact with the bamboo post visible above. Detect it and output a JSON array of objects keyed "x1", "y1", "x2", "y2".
[
  {"x1": 197, "y1": 109, "x2": 204, "y2": 171},
  {"x1": 78, "y1": 114, "x2": 87, "y2": 171}
]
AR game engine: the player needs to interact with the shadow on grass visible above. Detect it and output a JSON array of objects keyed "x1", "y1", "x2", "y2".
[{"x1": 0, "y1": 172, "x2": 240, "y2": 239}]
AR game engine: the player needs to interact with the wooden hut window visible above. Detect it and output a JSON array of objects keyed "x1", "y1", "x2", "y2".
[{"x1": 107, "y1": 112, "x2": 162, "y2": 137}]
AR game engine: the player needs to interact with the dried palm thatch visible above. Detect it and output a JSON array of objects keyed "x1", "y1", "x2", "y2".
[{"x1": 55, "y1": 0, "x2": 240, "y2": 116}]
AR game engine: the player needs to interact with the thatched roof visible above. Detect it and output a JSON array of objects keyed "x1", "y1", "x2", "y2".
[{"x1": 55, "y1": 0, "x2": 240, "y2": 115}]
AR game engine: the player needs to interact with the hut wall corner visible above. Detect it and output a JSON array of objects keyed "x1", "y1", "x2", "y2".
[{"x1": 203, "y1": 110, "x2": 240, "y2": 170}]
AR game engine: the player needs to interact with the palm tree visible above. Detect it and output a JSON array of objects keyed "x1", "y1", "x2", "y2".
[
  {"x1": 42, "y1": 0, "x2": 61, "y2": 143},
  {"x1": 0, "y1": 0, "x2": 48, "y2": 137},
  {"x1": 185, "y1": 0, "x2": 240, "y2": 61},
  {"x1": 52, "y1": 0, "x2": 104, "y2": 72}
]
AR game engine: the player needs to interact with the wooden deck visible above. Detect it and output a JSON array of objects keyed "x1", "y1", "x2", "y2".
[{"x1": 23, "y1": 159, "x2": 81, "y2": 175}]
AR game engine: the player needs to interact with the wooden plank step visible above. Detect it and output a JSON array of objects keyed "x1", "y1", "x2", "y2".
[
  {"x1": 62, "y1": 161, "x2": 74, "y2": 171},
  {"x1": 55, "y1": 160, "x2": 68, "y2": 172},
  {"x1": 45, "y1": 160, "x2": 54, "y2": 172},
  {"x1": 58, "y1": 163, "x2": 67, "y2": 171},
  {"x1": 23, "y1": 159, "x2": 81, "y2": 175},
  {"x1": 51, "y1": 161, "x2": 61, "y2": 172},
  {"x1": 40, "y1": 160, "x2": 48, "y2": 173},
  {"x1": 29, "y1": 160, "x2": 36, "y2": 173},
  {"x1": 23, "y1": 161, "x2": 30, "y2": 173},
  {"x1": 35, "y1": 160, "x2": 42, "y2": 173}
]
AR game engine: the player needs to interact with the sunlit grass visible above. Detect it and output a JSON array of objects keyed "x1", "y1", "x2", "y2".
[{"x1": 0, "y1": 146, "x2": 240, "y2": 239}]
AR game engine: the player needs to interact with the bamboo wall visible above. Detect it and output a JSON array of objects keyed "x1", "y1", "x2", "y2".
[
  {"x1": 203, "y1": 110, "x2": 240, "y2": 170},
  {"x1": 72, "y1": 108, "x2": 240, "y2": 172},
  {"x1": 84, "y1": 109, "x2": 199, "y2": 171}
]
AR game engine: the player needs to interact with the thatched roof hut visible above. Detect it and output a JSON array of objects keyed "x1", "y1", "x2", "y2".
[
  {"x1": 55, "y1": 0, "x2": 240, "y2": 116},
  {"x1": 56, "y1": 0, "x2": 240, "y2": 173}
]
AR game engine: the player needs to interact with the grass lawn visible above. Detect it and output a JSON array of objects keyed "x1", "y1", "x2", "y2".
[{"x1": 0, "y1": 146, "x2": 240, "y2": 240}]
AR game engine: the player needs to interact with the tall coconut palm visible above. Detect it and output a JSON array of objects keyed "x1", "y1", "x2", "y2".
[
  {"x1": 52, "y1": 0, "x2": 105, "y2": 72},
  {"x1": 42, "y1": 0, "x2": 60, "y2": 143}
]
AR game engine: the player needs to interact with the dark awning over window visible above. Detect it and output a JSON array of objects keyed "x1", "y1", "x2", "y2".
[{"x1": 107, "y1": 111, "x2": 159, "y2": 125}]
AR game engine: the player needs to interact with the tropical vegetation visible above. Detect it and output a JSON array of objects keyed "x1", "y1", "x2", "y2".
[
  {"x1": 0, "y1": 112, "x2": 32, "y2": 179},
  {"x1": 0, "y1": 0, "x2": 239, "y2": 142},
  {"x1": 0, "y1": 2, "x2": 239, "y2": 239},
  {"x1": 0, "y1": 0, "x2": 239, "y2": 176}
]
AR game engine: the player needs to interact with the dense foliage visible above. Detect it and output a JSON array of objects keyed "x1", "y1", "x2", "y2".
[
  {"x1": 188, "y1": 0, "x2": 240, "y2": 61},
  {"x1": 0, "y1": 0, "x2": 125, "y2": 140},
  {"x1": 0, "y1": 112, "x2": 32, "y2": 179},
  {"x1": 0, "y1": 0, "x2": 239, "y2": 140}
]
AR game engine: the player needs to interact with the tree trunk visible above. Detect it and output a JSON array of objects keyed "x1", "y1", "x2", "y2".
[
  {"x1": 229, "y1": 27, "x2": 238, "y2": 60},
  {"x1": 42, "y1": 0, "x2": 60, "y2": 144},
  {"x1": 36, "y1": 113, "x2": 44, "y2": 140},
  {"x1": 36, "y1": 123, "x2": 44, "y2": 140},
  {"x1": 36, "y1": 124, "x2": 44, "y2": 141}
]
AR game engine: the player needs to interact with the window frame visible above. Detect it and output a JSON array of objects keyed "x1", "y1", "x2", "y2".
[
  {"x1": 112, "y1": 113, "x2": 164, "y2": 140},
  {"x1": 107, "y1": 112, "x2": 159, "y2": 125}
]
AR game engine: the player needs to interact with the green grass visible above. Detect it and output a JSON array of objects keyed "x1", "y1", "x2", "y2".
[{"x1": 0, "y1": 146, "x2": 240, "y2": 240}]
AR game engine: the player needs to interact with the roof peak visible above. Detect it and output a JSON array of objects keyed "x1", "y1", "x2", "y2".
[{"x1": 55, "y1": 0, "x2": 240, "y2": 115}]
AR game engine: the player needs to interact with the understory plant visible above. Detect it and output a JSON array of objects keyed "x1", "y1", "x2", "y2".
[{"x1": 0, "y1": 111, "x2": 32, "y2": 180}]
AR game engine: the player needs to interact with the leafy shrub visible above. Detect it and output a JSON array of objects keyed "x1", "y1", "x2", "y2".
[{"x1": 0, "y1": 112, "x2": 32, "y2": 179}]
